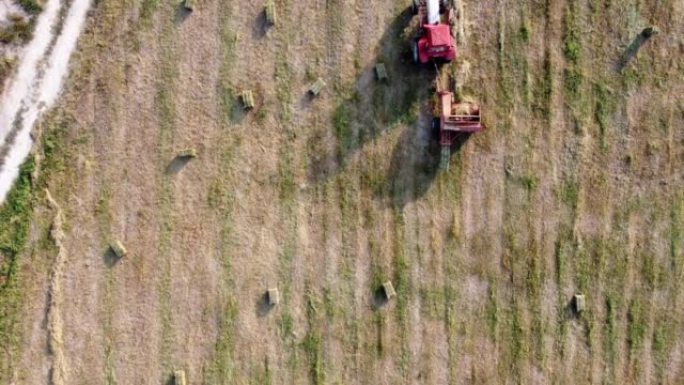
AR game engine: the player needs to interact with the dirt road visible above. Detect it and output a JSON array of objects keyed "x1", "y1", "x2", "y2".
[{"x1": 0, "y1": 0, "x2": 91, "y2": 202}]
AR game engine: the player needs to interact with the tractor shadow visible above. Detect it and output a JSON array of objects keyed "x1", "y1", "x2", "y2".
[
  {"x1": 307, "y1": 7, "x2": 437, "y2": 185},
  {"x1": 615, "y1": 31, "x2": 654, "y2": 72}
]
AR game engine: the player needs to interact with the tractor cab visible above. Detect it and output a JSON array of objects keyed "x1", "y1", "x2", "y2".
[
  {"x1": 416, "y1": 24, "x2": 455, "y2": 63},
  {"x1": 411, "y1": 0, "x2": 456, "y2": 63}
]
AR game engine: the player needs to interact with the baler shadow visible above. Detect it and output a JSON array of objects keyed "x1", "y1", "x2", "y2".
[
  {"x1": 376, "y1": 117, "x2": 470, "y2": 208},
  {"x1": 307, "y1": 7, "x2": 437, "y2": 184}
]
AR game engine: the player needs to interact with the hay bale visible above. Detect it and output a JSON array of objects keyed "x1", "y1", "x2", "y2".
[
  {"x1": 177, "y1": 148, "x2": 197, "y2": 158},
  {"x1": 241, "y1": 90, "x2": 255, "y2": 109},
  {"x1": 573, "y1": 294, "x2": 586, "y2": 313},
  {"x1": 183, "y1": 0, "x2": 194, "y2": 11},
  {"x1": 268, "y1": 288, "x2": 280, "y2": 306},
  {"x1": 109, "y1": 240, "x2": 127, "y2": 258},
  {"x1": 382, "y1": 281, "x2": 396, "y2": 300},
  {"x1": 308, "y1": 78, "x2": 326, "y2": 96},
  {"x1": 265, "y1": 0, "x2": 277, "y2": 25},
  {"x1": 375, "y1": 63, "x2": 388, "y2": 81},
  {"x1": 174, "y1": 370, "x2": 187, "y2": 385}
]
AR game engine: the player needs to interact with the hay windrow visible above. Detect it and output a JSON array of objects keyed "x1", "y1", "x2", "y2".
[{"x1": 45, "y1": 188, "x2": 67, "y2": 385}]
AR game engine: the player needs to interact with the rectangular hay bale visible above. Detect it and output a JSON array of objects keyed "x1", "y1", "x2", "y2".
[
  {"x1": 183, "y1": 0, "x2": 194, "y2": 11},
  {"x1": 265, "y1": 0, "x2": 277, "y2": 25},
  {"x1": 268, "y1": 288, "x2": 280, "y2": 306},
  {"x1": 574, "y1": 294, "x2": 585, "y2": 313},
  {"x1": 241, "y1": 90, "x2": 255, "y2": 109},
  {"x1": 174, "y1": 370, "x2": 187, "y2": 385},
  {"x1": 308, "y1": 78, "x2": 326, "y2": 96},
  {"x1": 382, "y1": 281, "x2": 396, "y2": 300},
  {"x1": 110, "y1": 240, "x2": 127, "y2": 258},
  {"x1": 177, "y1": 148, "x2": 197, "y2": 158},
  {"x1": 375, "y1": 63, "x2": 388, "y2": 81}
]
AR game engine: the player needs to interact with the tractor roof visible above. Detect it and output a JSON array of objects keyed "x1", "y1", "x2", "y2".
[{"x1": 425, "y1": 24, "x2": 452, "y2": 47}]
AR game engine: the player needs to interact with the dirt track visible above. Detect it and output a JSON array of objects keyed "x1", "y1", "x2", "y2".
[{"x1": 1, "y1": 0, "x2": 683, "y2": 384}]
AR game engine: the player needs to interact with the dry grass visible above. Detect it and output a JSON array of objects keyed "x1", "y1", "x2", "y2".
[
  {"x1": 0, "y1": 0, "x2": 682, "y2": 384},
  {"x1": 44, "y1": 189, "x2": 67, "y2": 385}
]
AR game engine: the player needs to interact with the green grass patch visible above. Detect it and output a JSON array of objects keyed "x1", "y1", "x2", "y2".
[
  {"x1": 670, "y1": 195, "x2": 683, "y2": 285},
  {"x1": 392, "y1": 212, "x2": 410, "y2": 327},
  {"x1": 419, "y1": 287, "x2": 445, "y2": 320},
  {"x1": 532, "y1": 50, "x2": 553, "y2": 119},
  {"x1": 553, "y1": 237, "x2": 565, "y2": 284},
  {"x1": 509, "y1": 302, "x2": 527, "y2": 380},
  {"x1": 561, "y1": 3, "x2": 584, "y2": 102},
  {"x1": 603, "y1": 294, "x2": 617, "y2": 375},
  {"x1": 0, "y1": 112, "x2": 70, "y2": 381},
  {"x1": 0, "y1": 19, "x2": 33, "y2": 44},
  {"x1": 519, "y1": 174, "x2": 539, "y2": 192},
  {"x1": 391, "y1": 210, "x2": 410, "y2": 374},
  {"x1": 139, "y1": 0, "x2": 159, "y2": 22},
  {"x1": 279, "y1": 310, "x2": 294, "y2": 338},
  {"x1": 563, "y1": 67, "x2": 583, "y2": 98},
  {"x1": 627, "y1": 299, "x2": 645, "y2": 353},
  {"x1": 333, "y1": 102, "x2": 354, "y2": 157},
  {"x1": 274, "y1": 56, "x2": 293, "y2": 121},
  {"x1": 526, "y1": 251, "x2": 542, "y2": 296},
  {"x1": 562, "y1": 28, "x2": 580, "y2": 64},
  {"x1": 0, "y1": 159, "x2": 34, "y2": 381},
  {"x1": 593, "y1": 83, "x2": 616, "y2": 151},
  {"x1": 558, "y1": 178, "x2": 579, "y2": 211},
  {"x1": 575, "y1": 246, "x2": 591, "y2": 292},
  {"x1": 518, "y1": 18, "x2": 530, "y2": 43},
  {"x1": 278, "y1": 147, "x2": 296, "y2": 202},
  {"x1": 205, "y1": 297, "x2": 239, "y2": 383},
  {"x1": 651, "y1": 314, "x2": 674, "y2": 382},
  {"x1": 485, "y1": 282, "x2": 499, "y2": 338},
  {"x1": 17, "y1": 0, "x2": 42, "y2": 14},
  {"x1": 0, "y1": 161, "x2": 34, "y2": 258},
  {"x1": 0, "y1": 57, "x2": 16, "y2": 85},
  {"x1": 621, "y1": 66, "x2": 644, "y2": 89},
  {"x1": 301, "y1": 331, "x2": 325, "y2": 385}
]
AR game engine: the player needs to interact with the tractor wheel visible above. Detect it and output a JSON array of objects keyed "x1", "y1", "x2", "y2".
[
  {"x1": 411, "y1": 0, "x2": 419, "y2": 14},
  {"x1": 412, "y1": 40, "x2": 419, "y2": 63}
]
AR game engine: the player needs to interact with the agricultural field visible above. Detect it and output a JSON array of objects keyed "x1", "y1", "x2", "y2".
[{"x1": 0, "y1": 0, "x2": 683, "y2": 384}]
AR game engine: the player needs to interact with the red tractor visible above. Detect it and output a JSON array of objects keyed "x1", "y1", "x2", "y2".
[
  {"x1": 435, "y1": 91, "x2": 483, "y2": 169},
  {"x1": 411, "y1": 0, "x2": 456, "y2": 63}
]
